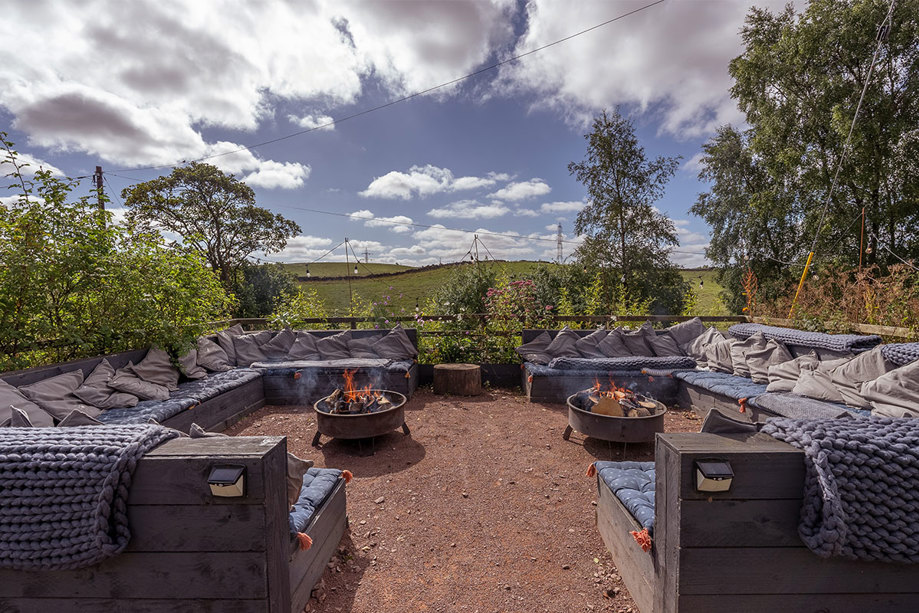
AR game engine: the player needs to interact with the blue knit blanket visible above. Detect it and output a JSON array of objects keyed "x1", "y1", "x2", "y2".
[
  {"x1": 547, "y1": 356, "x2": 696, "y2": 371},
  {"x1": 0, "y1": 424, "x2": 179, "y2": 570},
  {"x1": 881, "y1": 343, "x2": 919, "y2": 367},
  {"x1": 761, "y1": 417, "x2": 919, "y2": 563},
  {"x1": 728, "y1": 323, "x2": 881, "y2": 353}
]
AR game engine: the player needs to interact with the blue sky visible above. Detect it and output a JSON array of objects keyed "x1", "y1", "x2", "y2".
[{"x1": 0, "y1": 0, "x2": 790, "y2": 267}]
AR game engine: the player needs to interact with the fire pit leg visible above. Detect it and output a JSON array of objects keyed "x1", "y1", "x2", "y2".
[
  {"x1": 562, "y1": 425, "x2": 573, "y2": 441},
  {"x1": 311, "y1": 430, "x2": 322, "y2": 447},
  {"x1": 401, "y1": 422, "x2": 411, "y2": 436}
]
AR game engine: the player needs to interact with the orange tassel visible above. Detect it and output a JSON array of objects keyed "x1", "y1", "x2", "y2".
[
  {"x1": 586, "y1": 463, "x2": 597, "y2": 478},
  {"x1": 527, "y1": 375, "x2": 533, "y2": 383},
  {"x1": 341, "y1": 470, "x2": 353, "y2": 484},
  {"x1": 648, "y1": 376, "x2": 655, "y2": 382},
  {"x1": 738, "y1": 398, "x2": 747, "y2": 414},
  {"x1": 293, "y1": 371, "x2": 302, "y2": 380},
  {"x1": 405, "y1": 371, "x2": 411, "y2": 378},
  {"x1": 297, "y1": 532, "x2": 313, "y2": 551},
  {"x1": 630, "y1": 528, "x2": 652, "y2": 553}
]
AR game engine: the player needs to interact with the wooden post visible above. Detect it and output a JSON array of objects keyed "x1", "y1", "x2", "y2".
[{"x1": 433, "y1": 363, "x2": 482, "y2": 396}]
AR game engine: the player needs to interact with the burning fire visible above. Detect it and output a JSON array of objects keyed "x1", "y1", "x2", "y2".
[
  {"x1": 342, "y1": 369, "x2": 382, "y2": 403},
  {"x1": 592, "y1": 378, "x2": 632, "y2": 400}
]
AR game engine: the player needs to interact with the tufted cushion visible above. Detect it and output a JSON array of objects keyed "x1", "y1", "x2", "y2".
[
  {"x1": 594, "y1": 461, "x2": 656, "y2": 534},
  {"x1": 288, "y1": 467, "x2": 343, "y2": 534}
]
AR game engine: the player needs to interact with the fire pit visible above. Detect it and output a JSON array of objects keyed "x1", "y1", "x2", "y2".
[
  {"x1": 563, "y1": 380, "x2": 666, "y2": 444},
  {"x1": 311, "y1": 370, "x2": 409, "y2": 446}
]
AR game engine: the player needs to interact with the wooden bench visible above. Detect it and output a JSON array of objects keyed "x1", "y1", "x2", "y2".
[
  {"x1": 0, "y1": 436, "x2": 347, "y2": 613},
  {"x1": 597, "y1": 432, "x2": 919, "y2": 612}
]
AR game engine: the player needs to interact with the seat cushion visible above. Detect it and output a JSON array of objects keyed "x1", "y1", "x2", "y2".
[
  {"x1": 674, "y1": 370, "x2": 768, "y2": 401},
  {"x1": 288, "y1": 467, "x2": 343, "y2": 534},
  {"x1": 594, "y1": 461, "x2": 656, "y2": 535}
]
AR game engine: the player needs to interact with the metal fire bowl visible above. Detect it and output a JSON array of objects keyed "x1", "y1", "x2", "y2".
[
  {"x1": 312, "y1": 390, "x2": 408, "y2": 444},
  {"x1": 564, "y1": 392, "x2": 667, "y2": 444}
]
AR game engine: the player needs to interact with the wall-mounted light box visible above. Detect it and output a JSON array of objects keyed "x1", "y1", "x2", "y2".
[
  {"x1": 208, "y1": 465, "x2": 246, "y2": 497},
  {"x1": 694, "y1": 459, "x2": 734, "y2": 493}
]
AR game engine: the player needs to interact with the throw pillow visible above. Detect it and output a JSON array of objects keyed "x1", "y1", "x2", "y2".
[
  {"x1": 133, "y1": 348, "x2": 180, "y2": 390},
  {"x1": 620, "y1": 324, "x2": 655, "y2": 357},
  {"x1": 196, "y1": 337, "x2": 232, "y2": 372},
  {"x1": 861, "y1": 359, "x2": 919, "y2": 418},
  {"x1": 317, "y1": 330, "x2": 353, "y2": 360},
  {"x1": 348, "y1": 335, "x2": 382, "y2": 359},
  {"x1": 704, "y1": 338, "x2": 737, "y2": 373},
  {"x1": 544, "y1": 327, "x2": 581, "y2": 358},
  {"x1": 646, "y1": 331, "x2": 684, "y2": 357},
  {"x1": 792, "y1": 368, "x2": 846, "y2": 404},
  {"x1": 73, "y1": 359, "x2": 140, "y2": 409},
  {"x1": 828, "y1": 347, "x2": 898, "y2": 409},
  {"x1": 261, "y1": 328, "x2": 296, "y2": 361},
  {"x1": 57, "y1": 409, "x2": 104, "y2": 427},
  {"x1": 371, "y1": 326, "x2": 417, "y2": 360},
  {"x1": 19, "y1": 370, "x2": 102, "y2": 421},
  {"x1": 177, "y1": 348, "x2": 207, "y2": 380},
  {"x1": 666, "y1": 317, "x2": 706, "y2": 351},
  {"x1": 574, "y1": 328, "x2": 609, "y2": 359},
  {"x1": 685, "y1": 327, "x2": 726, "y2": 367},
  {"x1": 745, "y1": 339, "x2": 794, "y2": 384},
  {"x1": 765, "y1": 353, "x2": 819, "y2": 392},
  {"x1": 109, "y1": 363, "x2": 170, "y2": 401},
  {"x1": 215, "y1": 323, "x2": 245, "y2": 366},
  {"x1": 8, "y1": 407, "x2": 36, "y2": 427},
  {"x1": 516, "y1": 331, "x2": 553, "y2": 365},
  {"x1": 233, "y1": 332, "x2": 272, "y2": 367},
  {"x1": 729, "y1": 332, "x2": 768, "y2": 378},
  {"x1": 288, "y1": 331, "x2": 322, "y2": 361},
  {"x1": 597, "y1": 329, "x2": 631, "y2": 358}
]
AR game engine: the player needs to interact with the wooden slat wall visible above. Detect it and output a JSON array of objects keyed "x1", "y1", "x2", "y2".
[{"x1": 0, "y1": 437, "x2": 290, "y2": 613}]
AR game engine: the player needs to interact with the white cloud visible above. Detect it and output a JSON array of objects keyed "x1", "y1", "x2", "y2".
[
  {"x1": 428, "y1": 199, "x2": 510, "y2": 219},
  {"x1": 412, "y1": 225, "x2": 537, "y2": 261},
  {"x1": 0, "y1": 152, "x2": 63, "y2": 177},
  {"x1": 288, "y1": 113, "x2": 335, "y2": 131},
  {"x1": 540, "y1": 200, "x2": 584, "y2": 214},
  {"x1": 514, "y1": 208, "x2": 540, "y2": 217},
  {"x1": 348, "y1": 209, "x2": 414, "y2": 233},
  {"x1": 496, "y1": 0, "x2": 790, "y2": 138},
  {"x1": 489, "y1": 178, "x2": 551, "y2": 201},
  {"x1": 261, "y1": 234, "x2": 334, "y2": 262},
  {"x1": 204, "y1": 141, "x2": 310, "y2": 189},
  {"x1": 682, "y1": 152, "x2": 706, "y2": 174},
  {"x1": 452, "y1": 176, "x2": 496, "y2": 191},
  {"x1": 359, "y1": 164, "x2": 506, "y2": 200}
]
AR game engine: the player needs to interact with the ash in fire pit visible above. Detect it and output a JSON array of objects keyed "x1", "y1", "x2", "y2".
[{"x1": 571, "y1": 380, "x2": 663, "y2": 418}]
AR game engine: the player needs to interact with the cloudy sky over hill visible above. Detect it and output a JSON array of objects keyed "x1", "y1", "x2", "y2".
[{"x1": 0, "y1": 0, "x2": 788, "y2": 267}]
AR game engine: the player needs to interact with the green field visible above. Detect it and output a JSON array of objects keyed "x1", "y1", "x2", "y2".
[
  {"x1": 293, "y1": 261, "x2": 728, "y2": 316},
  {"x1": 281, "y1": 262, "x2": 411, "y2": 277}
]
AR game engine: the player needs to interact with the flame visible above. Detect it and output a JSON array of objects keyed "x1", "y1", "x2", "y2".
[
  {"x1": 591, "y1": 378, "x2": 631, "y2": 400},
  {"x1": 342, "y1": 369, "x2": 383, "y2": 402}
]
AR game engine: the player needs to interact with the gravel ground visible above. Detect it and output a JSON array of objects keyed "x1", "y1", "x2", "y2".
[{"x1": 226, "y1": 386, "x2": 701, "y2": 613}]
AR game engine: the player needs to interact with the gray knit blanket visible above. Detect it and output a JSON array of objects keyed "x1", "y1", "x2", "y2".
[
  {"x1": 761, "y1": 417, "x2": 919, "y2": 563},
  {"x1": 0, "y1": 424, "x2": 179, "y2": 570},
  {"x1": 729, "y1": 323, "x2": 881, "y2": 353},
  {"x1": 881, "y1": 343, "x2": 919, "y2": 367},
  {"x1": 546, "y1": 356, "x2": 697, "y2": 371}
]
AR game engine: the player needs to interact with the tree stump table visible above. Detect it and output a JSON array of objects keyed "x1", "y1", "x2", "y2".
[{"x1": 433, "y1": 363, "x2": 482, "y2": 396}]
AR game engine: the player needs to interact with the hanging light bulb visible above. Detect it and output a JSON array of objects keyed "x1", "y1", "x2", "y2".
[
  {"x1": 306, "y1": 267, "x2": 310, "y2": 278},
  {"x1": 354, "y1": 264, "x2": 359, "y2": 275}
]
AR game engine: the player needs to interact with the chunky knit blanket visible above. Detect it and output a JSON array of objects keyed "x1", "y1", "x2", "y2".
[
  {"x1": 728, "y1": 323, "x2": 881, "y2": 353},
  {"x1": 547, "y1": 356, "x2": 696, "y2": 371},
  {"x1": 881, "y1": 343, "x2": 919, "y2": 367},
  {"x1": 0, "y1": 424, "x2": 180, "y2": 570},
  {"x1": 761, "y1": 417, "x2": 919, "y2": 563}
]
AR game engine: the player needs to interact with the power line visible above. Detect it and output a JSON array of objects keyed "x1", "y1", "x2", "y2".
[
  {"x1": 868, "y1": 231, "x2": 919, "y2": 273},
  {"x1": 108, "y1": 0, "x2": 667, "y2": 175}
]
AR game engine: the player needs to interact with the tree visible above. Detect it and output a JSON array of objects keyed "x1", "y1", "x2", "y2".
[
  {"x1": 697, "y1": 0, "x2": 919, "y2": 308},
  {"x1": 122, "y1": 162, "x2": 301, "y2": 287},
  {"x1": 233, "y1": 262, "x2": 299, "y2": 318},
  {"x1": 569, "y1": 109, "x2": 687, "y2": 313}
]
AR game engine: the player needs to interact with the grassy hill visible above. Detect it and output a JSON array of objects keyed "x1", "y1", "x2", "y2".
[{"x1": 292, "y1": 261, "x2": 728, "y2": 316}]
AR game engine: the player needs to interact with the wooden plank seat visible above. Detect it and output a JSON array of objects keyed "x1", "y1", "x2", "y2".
[
  {"x1": 0, "y1": 436, "x2": 348, "y2": 613},
  {"x1": 595, "y1": 432, "x2": 919, "y2": 613}
]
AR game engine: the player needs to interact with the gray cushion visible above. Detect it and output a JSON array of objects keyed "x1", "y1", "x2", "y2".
[
  {"x1": 371, "y1": 327, "x2": 416, "y2": 360},
  {"x1": 288, "y1": 331, "x2": 322, "y2": 360},
  {"x1": 233, "y1": 331, "x2": 273, "y2": 367},
  {"x1": 8, "y1": 407, "x2": 35, "y2": 427},
  {"x1": 317, "y1": 330, "x2": 353, "y2": 360},
  {"x1": 215, "y1": 323, "x2": 245, "y2": 366},
  {"x1": 685, "y1": 327, "x2": 726, "y2": 367},
  {"x1": 516, "y1": 331, "x2": 553, "y2": 365},
  {"x1": 620, "y1": 324, "x2": 655, "y2": 357},
  {"x1": 0, "y1": 380, "x2": 53, "y2": 428},
  {"x1": 196, "y1": 337, "x2": 232, "y2": 372},
  {"x1": 667, "y1": 317, "x2": 706, "y2": 350},
  {"x1": 704, "y1": 338, "x2": 736, "y2": 373},
  {"x1": 348, "y1": 335, "x2": 382, "y2": 359},
  {"x1": 109, "y1": 363, "x2": 170, "y2": 401},
  {"x1": 261, "y1": 328, "x2": 295, "y2": 361},
  {"x1": 745, "y1": 339, "x2": 794, "y2": 384},
  {"x1": 18, "y1": 370, "x2": 101, "y2": 421},
  {"x1": 57, "y1": 409, "x2": 104, "y2": 427},
  {"x1": 133, "y1": 348, "x2": 180, "y2": 390},
  {"x1": 792, "y1": 368, "x2": 847, "y2": 404},
  {"x1": 828, "y1": 347, "x2": 898, "y2": 409},
  {"x1": 575, "y1": 328, "x2": 608, "y2": 359},
  {"x1": 766, "y1": 352, "x2": 819, "y2": 392},
  {"x1": 597, "y1": 329, "x2": 631, "y2": 358},
  {"x1": 544, "y1": 327, "x2": 581, "y2": 358},
  {"x1": 646, "y1": 331, "x2": 684, "y2": 357},
  {"x1": 73, "y1": 359, "x2": 140, "y2": 409},
  {"x1": 730, "y1": 332, "x2": 767, "y2": 378},
  {"x1": 861, "y1": 360, "x2": 919, "y2": 418},
  {"x1": 177, "y1": 349, "x2": 207, "y2": 380}
]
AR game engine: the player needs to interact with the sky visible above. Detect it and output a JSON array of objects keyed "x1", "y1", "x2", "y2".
[{"x1": 0, "y1": 0, "x2": 792, "y2": 268}]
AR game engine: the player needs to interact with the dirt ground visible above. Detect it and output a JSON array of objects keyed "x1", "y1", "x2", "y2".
[{"x1": 226, "y1": 386, "x2": 701, "y2": 613}]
